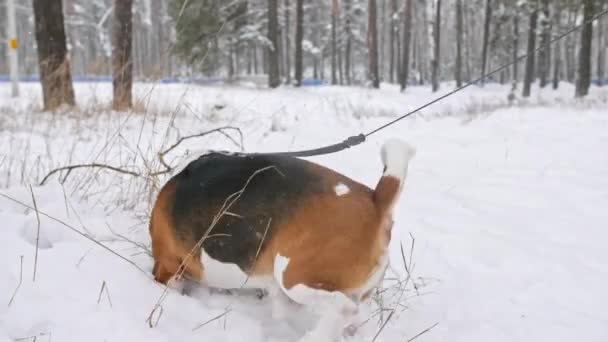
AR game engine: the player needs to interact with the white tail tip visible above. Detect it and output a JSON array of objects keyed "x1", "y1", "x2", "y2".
[{"x1": 381, "y1": 138, "x2": 416, "y2": 181}]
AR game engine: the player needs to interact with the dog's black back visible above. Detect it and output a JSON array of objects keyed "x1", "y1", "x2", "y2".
[{"x1": 170, "y1": 152, "x2": 323, "y2": 272}]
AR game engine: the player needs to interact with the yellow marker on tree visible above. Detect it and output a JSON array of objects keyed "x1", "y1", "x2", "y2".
[{"x1": 9, "y1": 39, "x2": 18, "y2": 50}]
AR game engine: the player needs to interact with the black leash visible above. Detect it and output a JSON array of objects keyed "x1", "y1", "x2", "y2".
[{"x1": 259, "y1": 7, "x2": 608, "y2": 158}]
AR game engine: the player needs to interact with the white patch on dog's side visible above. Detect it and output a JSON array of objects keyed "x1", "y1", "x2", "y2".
[
  {"x1": 201, "y1": 249, "x2": 268, "y2": 289},
  {"x1": 381, "y1": 139, "x2": 416, "y2": 182},
  {"x1": 334, "y1": 182, "x2": 350, "y2": 196},
  {"x1": 273, "y1": 254, "x2": 358, "y2": 342}
]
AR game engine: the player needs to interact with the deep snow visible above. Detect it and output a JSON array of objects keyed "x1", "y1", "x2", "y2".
[{"x1": 1, "y1": 81, "x2": 607, "y2": 342}]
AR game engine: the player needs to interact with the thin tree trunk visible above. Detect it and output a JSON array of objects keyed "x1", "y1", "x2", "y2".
[
  {"x1": 267, "y1": 0, "x2": 280, "y2": 88},
  {"x1": 338, "y1": 47, "x2": 344, "y2": 84},
  {"x1": 523, "y1": 7, "x2": 538, "y2": 98},
  {"x1": 112, "y1": 0, "x2": 133, "y2": 110},
  {"x1": 331, "y1": 0, "x2": 338, "y2": 84},
  {"x1": 431, "y1": 0, "x2": 441, "y2": 92},
  {"x1": 512, "y1": 15, "x2": 519, "y2": 90},
  {"x1": 597, "y1": 3, "x2": 605, "y2": 86},
  {"x1": 254, "y1": 44, "x2": 259, "y2": 74},
  {"x1": 284, "y1": 0, "x2": 291, "y2": 83},
  {"x1": 400, "y1": 0, "x2": 413, "y2": 91},
  {"x1": 32, "y1": 0, "x2": 75, "y2": 111},
  {"x1": 538, "y1": 0, "x2": 551, "y2": 88},
  {"x1": 247, "y1": 43, "x2": 253, "y2": 74},
  {"x1": 480, "y1": 0, "x2": 492, "y2": 86},
  {"x1": 294, "y1": 0, "x2": 304, "y2": 86},
  {"x1": 368, "y1": 0, "x2": 380, "y2": 88},
  {"x1": 344, "y1": 0, "x2": 352, "y2": 85},
  {"x1": 552, "y1": 4, "x2": 562, "y2": 90},
  {"x1": 455, "y1": 0, "x2": 463, "y2": 88},
  {"x1": 389, "y1": 0, "x2": 397, "y2": 83},
  {"x1": 575, "y1": 0, "x2": 594, "y2": 97},
  {"x1": 566, "y1": 5, "x2": 577, "y2": 83}
]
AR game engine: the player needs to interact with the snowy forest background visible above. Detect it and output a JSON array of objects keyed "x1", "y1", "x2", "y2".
[{"x1": 1, "y1": 0, "x2": 607, "y2": 107}]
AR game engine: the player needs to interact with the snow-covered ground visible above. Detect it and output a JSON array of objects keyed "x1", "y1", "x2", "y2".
[{"x1": 1, "y1": 81, "x2": 607, "y2": 342}]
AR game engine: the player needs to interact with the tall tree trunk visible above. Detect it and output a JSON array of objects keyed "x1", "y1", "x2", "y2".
[
  {"x1": 112, "y1": 0, "x2": 133, "y2": 110},
  {"x1": 32, "y1": 0, "x2": 75, "y2": 111},
  {"x1": 368, "y1": 0, "x2": 380, "y2": 88},
  {"x1": 565, "y1": 5, "x2": 577, "y2": 83},
  {"x1": 344, "y1": 0, "x2": 352, "y2": 85},
  {"x1": 267, "y1": 0, "x2": 280, "y2": 88},
  {"x1": 523, "y1": 7, "x2": 538, "y2": 98},
  {"x1": 431, "y1": 0, "x2": 441, "y2": 92},
  {"x1": 538, "y1": 0, "x2": 551, "y2": 88},
  {"x1": 254, "y1": 44, "x2": 259, "y2": 74},
  {"x1": 247, "y1": 43, "x2": 253, "y2": 74},
  {"x1": 597, "y1": 3, "x2": 605, "y2": 86},
  {"x1": 552, "y1": 5, "x2": 562, "y2": 90},
  {"x1": 575, "y1": 0, "x2": 594, "y2": 97},
  {"x1": 480, "y1": 0, "x2": 492, "y2": 86},
  {"x1": 463, "y1": 3, "x2": 472, "y2": 82},
  {"x1": 512, "y1": 15, "x2": 519, "y2": 90},
  {"x1": 400, "y1": 0, "x2": 413, "y2": 91},
  {"x1": 389, "y1": 0, "x2": 397, "y2": 83},
  {"x1": 331, "y1": 0, "x2": 338, "y2": 84},
  {"x1": 338, "y1": 47, "x2": 344, "y2": 84},
  {"x1": 294, "y1": 0, "x2": 304, "y2": 86},
  {"x1": 284, "y1": 0, "x2": 291, "y2": 84},
  {"x1": 455, "y1": 0, "x2": 463, "y2": 88}
]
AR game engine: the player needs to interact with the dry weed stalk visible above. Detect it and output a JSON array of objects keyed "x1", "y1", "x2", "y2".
[
  {"x1": 29, "y1": 185, "x2": 41, "y2": 282},
  {"x1": 8, "y1": 255, "x2": 24, "y2": 306}
]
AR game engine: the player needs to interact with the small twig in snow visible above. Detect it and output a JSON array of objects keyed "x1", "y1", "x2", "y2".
[
  {"x1": 8, "y1": 255, "x2": 24, "y2": 306},
  {"x1": 75, "y1": 247, "x2": 94, "y2": 268},
  {"x1": 370, "y1": 309, "x2": 395, "y2": 342},
  {"x1": 407, "y1": 322, "x2": 439, "y2": 342},
  {"x1": 97, "y1": 280, "x2": 113, "y2": 308},
  {"x1": 192, "y1": 308, "x2": 233, "y2": 332},
  {"x1": 146, "y1": 305, "x2": 164, "y2": 328}
]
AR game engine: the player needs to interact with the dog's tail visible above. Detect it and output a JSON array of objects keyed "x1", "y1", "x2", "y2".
[{"x1": 373, "y1": 138, "x2": 416, "y2": 217}]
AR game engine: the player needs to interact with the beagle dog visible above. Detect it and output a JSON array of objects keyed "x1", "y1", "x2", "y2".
[{"x1": 149, "y1": 138, "x2": 416, "y2": 341}]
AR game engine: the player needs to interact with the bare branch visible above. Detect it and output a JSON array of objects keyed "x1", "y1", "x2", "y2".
[
  {"x1": 155, "y1": 126, "x2": 244, "y2": 174},
  {"x1": 40, "y1": 163, "x2": 141, "y2": 186}
]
